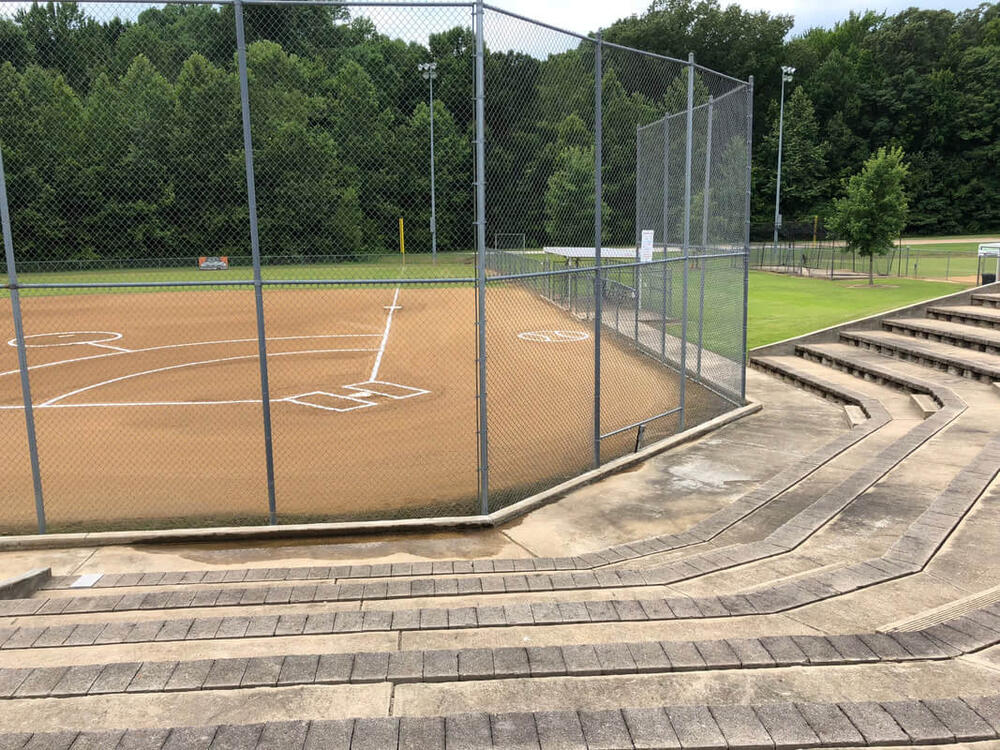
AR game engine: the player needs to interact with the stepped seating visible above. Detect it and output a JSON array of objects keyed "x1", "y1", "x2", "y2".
[
  {"x1": 972, "y1": 292, "x2": 1000, "y2": 308},
  {"x1": 926, "y1": 304, "x2": 1000, "y2": 329},
  {"x1": 3, "y1": 288, "x2": 1000, "y2": 745},
  {"x1": 3, "y1": 694, "x2": 1000, "y2": 749}
]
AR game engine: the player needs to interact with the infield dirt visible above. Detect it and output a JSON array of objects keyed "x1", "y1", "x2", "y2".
[{"x1": 0, "y1": 284, "x2": 726, "y2": 532}]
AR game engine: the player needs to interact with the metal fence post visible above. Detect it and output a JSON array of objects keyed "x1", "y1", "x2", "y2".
[
  {"x1": 661, "y1": 260, "x2": 668, "y2": 359},
  {"x1": 661, "y1": 114, "x2": 670, "y2": 361},
  {"x1": 429, "y1": 70, "x2": 438, "y2": 263},
  {"x1": 741, "y1": 76, "x2": 754, "y2": 404},
  {"x1": 474, "y1": 0, "x2": 490, "y2": 512},
  {"x1": 634, "y1": 266, "x2": 641, "y2": 345},
  {"x1": 701, "y1": 96, "x2": 714, "y2": 250},
  {"x1": 634, "y1": 123, "x2": 641, "y2": 249},
  {"x1": 593, "y1": 31, "x2": 603, "y2": 469},
  {"x1": 696, "y1": 95, "x2": 713, "y2": 380},
  {"x1": 662, "y1": 117, "x2": 670, "y2": 255},
  {"x1": 234, "y1": 0, "x2": 278, "y2": 525},
  {"x1": 696, "y1": 261, "x2": 705, "y2": 379},
  {"x1": 0, "y1": 140, "x2": 46, "y2": 533},
  {"x1": 678, "y1": 53, "x2": 695, "y2": 432}
]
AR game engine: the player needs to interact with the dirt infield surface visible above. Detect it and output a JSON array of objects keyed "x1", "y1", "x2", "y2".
[{"x1": 0, "y1": 285, "x2": 726, "y2": 532}]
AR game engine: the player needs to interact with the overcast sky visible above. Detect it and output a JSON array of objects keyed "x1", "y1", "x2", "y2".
[{"x1": 505, "y1": 0, "x2": 984, "y2": 37}]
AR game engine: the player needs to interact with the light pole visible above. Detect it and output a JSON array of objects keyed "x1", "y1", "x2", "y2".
[
  {"x1": 418, "y1": 61, "x2": 438, "y2": 262},
  {"x1": 773, "y1": 65, "x2": 795, "y2": 248}
]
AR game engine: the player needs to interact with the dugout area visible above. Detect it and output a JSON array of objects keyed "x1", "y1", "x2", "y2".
[{"x1": 0, "y1": 286, "x2": 729, "y2": 533}]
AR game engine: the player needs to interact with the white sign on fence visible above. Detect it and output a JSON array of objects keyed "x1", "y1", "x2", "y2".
[{"x1": 640, "y1": 230, "x2": 654, "y2": 263}]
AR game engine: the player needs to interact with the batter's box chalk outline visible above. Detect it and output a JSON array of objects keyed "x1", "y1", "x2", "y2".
[
  {"x1": 346, "y1": 380, "x2": 430, "y2": 399},
  {"x1": 286, "y1": 381, "x2": 430, "y2": 412},
  {"x1": 285, "y1": 391, "x2": 378, "y2": 413}
]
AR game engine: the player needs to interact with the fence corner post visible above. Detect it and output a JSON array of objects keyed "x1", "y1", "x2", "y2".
[
  {"x1": 741, "y1": 75, "x2": 754, "y2": 405},
  {"x1": 474, "y1": 0, "x2": 490, "y2": 514},
  {"x1": 593, "y1": 30, "x2": 603, "y2": 469},
  {"x1": 234, "y1": 0, "x2": 278, "y2": 525},
  {"x1": 678, "y1": 51, "x2": 695, "y2": 432}
]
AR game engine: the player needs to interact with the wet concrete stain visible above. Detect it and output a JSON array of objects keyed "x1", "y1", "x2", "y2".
[{"x1": 134, "y1": 528, "x2": 516, "y2": 565}]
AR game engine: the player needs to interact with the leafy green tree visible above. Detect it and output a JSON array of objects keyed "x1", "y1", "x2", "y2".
[
  {"x1": 255, "y1": 121, "x2": 362, "y2": 258},
  {"x1": 0, "y1": 19, "x2": 31, "y2": 70},
  {"x1": 80, "y1": 56, "x2": 175, "y2": 260},
  {"x1": 169, "y1": 53, "x2": 242, "y2": 256},
  {"x1": 755, "y1": 86, "x2": 828, "y2": 222},
  {"x1": 397, "y1": 99, "x2": 472, "y2": 254},
  {"x1": 545, "y1": 145, "x2": 608, "y2": 246},
  {"x1": 15, "y1": 2, "x2": 110, "y2": 92},
  {"x1": 3, "y1": 64, "x2": 85, "y2": 263},
  {"x1": 829, "y1": 146, "x2": 909, "y2": 285},
  {"x1": 601, "y1": 69, "x2": 659, "y2": 245},
  {"x1": 325, "y1": 58, "x2": 396, "y2": 252}
]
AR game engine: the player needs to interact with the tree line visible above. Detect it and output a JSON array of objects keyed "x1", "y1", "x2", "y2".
[
  {"x1": 0, "y1": 0, "x2": 994, "y2": 268},
  {"x1": 0, "y1": 0, "x2": 754, "y2": 266},
  {"x1": 605, "y1": 0, "x2": 1000, "y2": 235}
]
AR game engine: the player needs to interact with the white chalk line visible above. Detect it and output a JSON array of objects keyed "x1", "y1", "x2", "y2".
[
  {"x1": 0, "y1": 332, "x2": 382, "y2": 380},
  {"x1": 0, "y1": 298, "x2": 408, "y2": 411},
  {"x1": 369, "y1": 287, "x2": 401, "y2": 382},
  {"x1": 40, "y1": 348, "x2": 379, "y2": 407},
  {"x1": 0, "y1": 379, "x2": 431, "y2": 412},
  {"x1": 10, "y1": 331, "x2": 123, "y2": 348},
  {"x1": 285, "y1": 380, "x2": 430, "y2": 413}
]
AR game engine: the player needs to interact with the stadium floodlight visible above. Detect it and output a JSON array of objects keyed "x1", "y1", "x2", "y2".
[
  {"x1": 418, "y1": 62, "x2": 438, "y2": 262},
  {"x1": 773, "y1": 65, "x2": 795, "y2": 247}
]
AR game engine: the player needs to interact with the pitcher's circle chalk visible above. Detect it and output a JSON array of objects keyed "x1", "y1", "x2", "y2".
[
  {"x1": 517, "y1": 330, "x2": 589, "y2": 343},
  {"x1": 10, "y1": 331, "x2": 124, "y2": 348}
]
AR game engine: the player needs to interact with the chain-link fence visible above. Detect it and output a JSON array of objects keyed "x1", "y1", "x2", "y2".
[
  {"x1": 0, "y1": 0, "x2": 752, "y2": 534},
  {"x1": 749, "y1": 245, "x2": 982, "y2": 282}
]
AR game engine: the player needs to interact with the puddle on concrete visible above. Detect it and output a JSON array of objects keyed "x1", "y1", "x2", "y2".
[
  {"x1": 135, "y1": 529, "x2": 517, "y2": 565},
  {"x1": 666, "y1": 457, "x2": 752, "y2": 491}
]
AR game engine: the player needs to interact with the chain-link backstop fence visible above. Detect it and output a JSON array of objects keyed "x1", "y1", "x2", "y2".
[{"x1": 0, "y1": 0, "x2": 752, "y2": 534}]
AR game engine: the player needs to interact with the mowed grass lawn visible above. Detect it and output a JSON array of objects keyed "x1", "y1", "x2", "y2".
[
  {"x1": 5, "y1": 255, "x2": 976, "y2": 353},
  {"x1": 747, "y1": 271, "x2": 971, "y2": 349}
]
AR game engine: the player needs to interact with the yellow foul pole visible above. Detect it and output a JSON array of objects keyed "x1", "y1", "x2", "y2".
[{"x1": 399, "y1": 217, "x2": 405, "y2": 264}]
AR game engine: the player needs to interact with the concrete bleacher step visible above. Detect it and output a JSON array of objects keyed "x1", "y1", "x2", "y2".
[
  {"x1": 839, "y1": 329, "x2": 1000, "y2": 382},
  {"x1": 844, "y1": 404, "x2": 868, "y2": 428},
  {"x1": 883, "y1": 316, "x2": 1000, "y2": 355},
  {"x1": 1, "y1": 693, "x2": 999, "y2": 748},
  {"x1": 750, "y1": 355, "x2": 883, "y2": 415},
  {"x1": 757, "y1": 351, "x2": 929, "y2": 422},
  {"x1": 794, "y1": 343, "x2": 959, "y2": 412},
  {"x1": 927, "y1": 304, "x2": 1000, "y2": 329},
  {"x1": 972, "y1": 292, "x2": 1000, "y2": 308},
  {"x1": 5, "y1": 599, "x2": 1000, "y2": 703},
  {"x1": 910, "y1": 393, "x2": 940, "y2": 418}
]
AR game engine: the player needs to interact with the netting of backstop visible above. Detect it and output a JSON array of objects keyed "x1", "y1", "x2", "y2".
[{"x1": 0, "y1": 0, "x2": 752, "y2": 533}]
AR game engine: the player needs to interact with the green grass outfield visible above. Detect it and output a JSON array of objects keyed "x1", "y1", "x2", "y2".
[
  {"x1": 747, "y1": 273, "x2": 970, "y2": 349},
  {"x1": 3, "y1": 255, "x2": 974, "y2": 353},
  {"x1": 10, "y1": 252, "x2": 477, "y2": 289}
]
